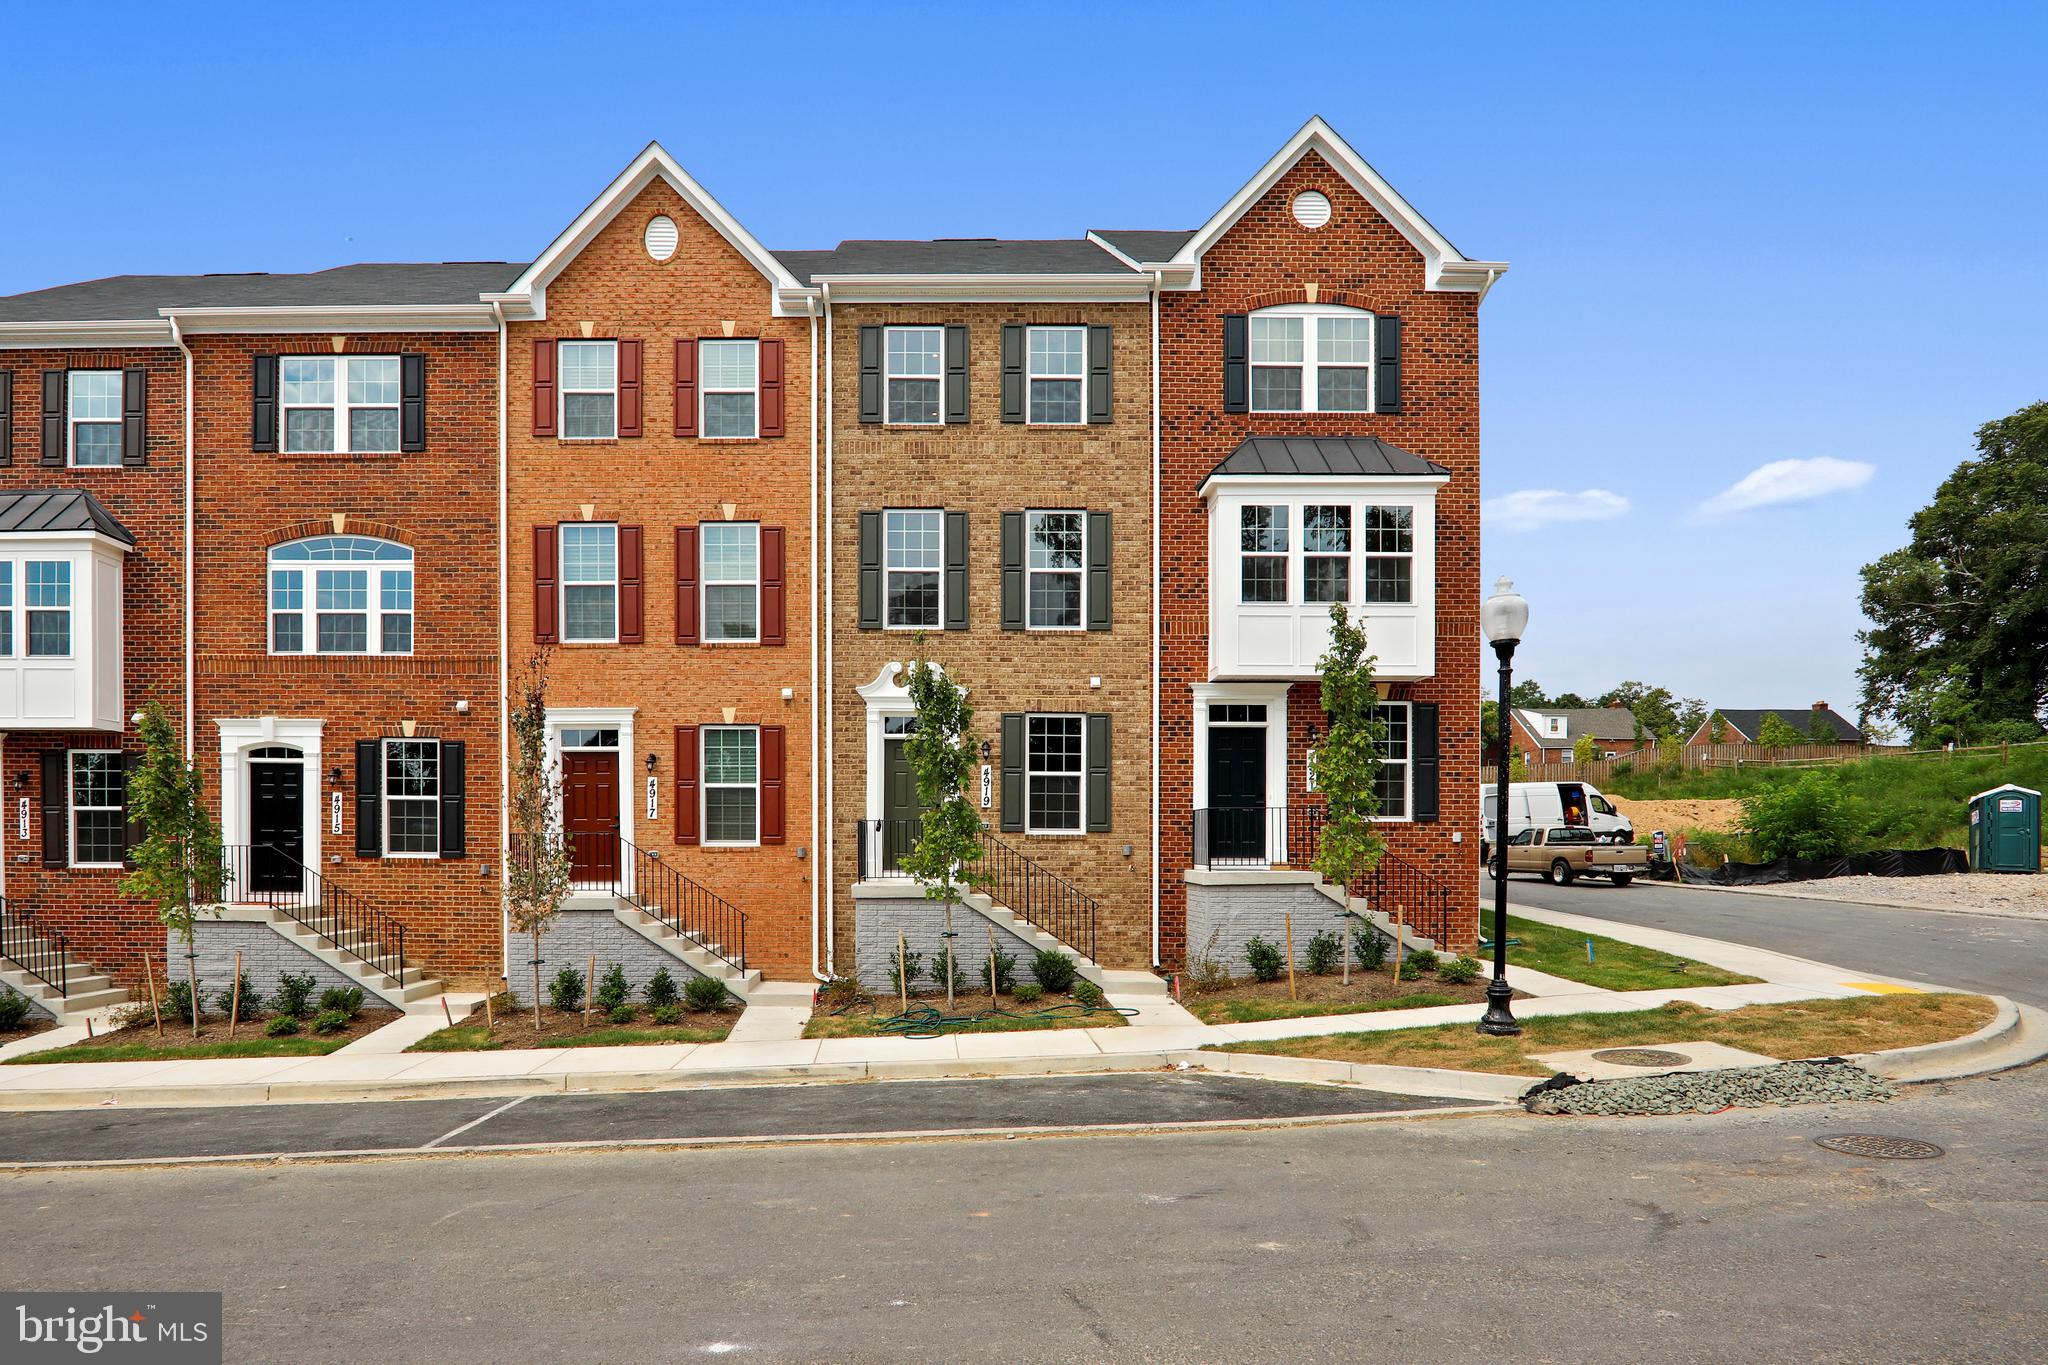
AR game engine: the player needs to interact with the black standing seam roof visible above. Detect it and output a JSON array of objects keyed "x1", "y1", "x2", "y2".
[
  {"x1": 1202, "y1": 436, "x2": 1449, "y2": 486},
  {"x1": 0, "y1": 490, "x2": 137, "y2": 545}
]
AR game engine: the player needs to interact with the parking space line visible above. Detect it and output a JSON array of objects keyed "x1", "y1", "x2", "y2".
[{"x1": 422, "y1": 1095, "x2": 531, "y2": 1148}]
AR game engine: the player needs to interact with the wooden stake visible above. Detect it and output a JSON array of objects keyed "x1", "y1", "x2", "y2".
[
  {"x1": 1284, "y1": 913, "x2": 1297, "y2": 1000},
  {"x1": 142, "y1": 952, "x2": 164, "y2": 1039},
  {"x1": 897, "y1": 932, "x2": 909, "y2": 1013},
  {"x1": 1390, "y1": 910, "x2": 1406, "y2": 985},
  {"x1": 483, "y1": 979, "x2": 497, "y2": 1034},
  {"x1": 442, "y1": 995, "x2": 455, "y2": 1027},
  {"x1": 227, "y1": 949, "x2": 243, "y2": 1039},
  {"x1": 583, "y1": 953, "x2": 596, "y2": 1028}
]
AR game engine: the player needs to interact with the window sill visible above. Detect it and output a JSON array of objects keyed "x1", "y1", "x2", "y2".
[
  {"x1": 701, "y1": 841, "x2": 762, "y2": 850},
  {"x1": 557, "y1": 437, "x2": 620, "y2": 444},
  {"x1": 1024, "y1": 829, "x2": 1087, "y2": 839},
  {"x1": 68, "y1": 862, "x2": 125, "y2": 871},
  {"x1": 381, "y1": 851, "x2": 441, "y2": 860}
]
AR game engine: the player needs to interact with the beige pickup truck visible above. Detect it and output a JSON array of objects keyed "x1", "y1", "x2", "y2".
[{"x1": 1491, "y1": 826, "x2": 1649, "y2": 887}]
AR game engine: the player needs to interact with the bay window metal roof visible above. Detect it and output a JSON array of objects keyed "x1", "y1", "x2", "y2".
[
  {"x1": 0, "y1": 490, "x2": 136, "y2": 545},
  {"x1": 1202, "y1": 436, "x2": 1449, "y2": 487}
]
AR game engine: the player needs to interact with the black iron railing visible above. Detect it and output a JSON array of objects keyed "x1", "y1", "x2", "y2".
[
  {"x1": 854, "y1": 817, "x2": 1099, "y2": 962},
  {"x1": 0, "y1": 896, "x2": 69, "y2": 997},
  {"x1": 1189, "y1": 805, "x2": 1456, "y2": 945},
  {"x1": 219, "y1": 844, "x2": 407, "y2": 982},
  {"x1": 524, "y1": 831, "x2": 749, "y2": 971}
]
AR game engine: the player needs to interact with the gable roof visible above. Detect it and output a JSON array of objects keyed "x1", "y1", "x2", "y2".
[
  {"x1": 1514, "y1": 707, "x2": 1641, "y2": 745},
  {"x1": 773, "y1": 238, "x2": 1137, "y2": 284},
  {"x1": 1200, "y1": 436, "x2": 1448, "y2": 490},
  {"x1": 1711, "y1": 708, "x2": 1867, "y2": 744},
  {"x1": 1086, "y1": 229, "x2": 1197, "y2": 266},
  {"x1": 0, "y1": 489, "x2": 136, "y2": 545},
  {"x1": 0, "y1": 262, "x2": 523, "y2": 324}
]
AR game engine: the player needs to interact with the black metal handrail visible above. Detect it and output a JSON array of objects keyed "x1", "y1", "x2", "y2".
[
  {"x1": 521, "y1": 831, "x2": 749, "y2": 971},
  {"x1": 0, "y1": 896, "x2": 69, "y2": 998},
  {"x1": 219, "y1": 844, "x2": 407, "y2": 982},
  {"x1": 1189, "y1": 804, "x2": 1457, "y2": 945},
  {"x1": 855, "y1": 817, "x2": 1099, "y2": 963}
]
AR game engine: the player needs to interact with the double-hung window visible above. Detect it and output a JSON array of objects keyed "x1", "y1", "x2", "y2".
[
  {"x1": 383, "y1": 739, "x2": 440, "y2": 856},
  {"x1": 280, "y1": 356, "x2": 401, "y2": 453},
  {"x1": 1363, "y1": 505, "x2": 1413, "y2": 603},
  {"x1": 69, "y1": 751, "x2": 126, "y2": 867},
  {"x1": 1374, "y1": 703, "x2": 1411, "y2": 820},
  {"x1": 885, "y1": 327, "x2": 943, "y2": 425},
  {"x1": 702, "y1": 726, "x2": 759, "y2": 845},
  {"x1": 702, "y1": 522, "x2": 760, "y2": 642},
  {"x1": 560, "y1": 523, "x2": 619, "y2": 643},
  {"x1": 1239, "y1": 506, "x2": 1288, "y2": 604},
  {"x1": 1027, "y1": 326, "x2": 1086, "y2": 425},
  {"x1": 559, "y1": 341, "x2": 618, "y2": 439},
  {"x1": 883, "y1": 509, "x2": 942, "y2": 629},
  {"x1": 26, "y1": 561, "x2": 71, "y2": 656},
  {"x1": 1249, "y1": 307, "x2": 1372, "y2": 413},
  {"x1": 700, "y1": 339, "x2": 759, "y2": 438},
  {"x1": 67, "y1": 371, "x2": 123, "y2": 466},
  {"x1": 269, "y1": 537, "x2": 413, "y2": 655},
  {"x1": 1303, "y1": 505, "x2": 1351, "y2": 604},
  {"x1": 1026, "y1": 715, "x2": 1084, "y2": 834},
  {"x1": 1026, "y1": 510, "x2": 1084, "y2": 630}
]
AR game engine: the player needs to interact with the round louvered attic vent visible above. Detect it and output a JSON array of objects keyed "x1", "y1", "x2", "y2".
[
  {"x1": 645, "y1": 215, "x2": 679, "y2": 262},
  {"x1": 1291, "y1": 191, "x2": 1332, "y2": 229}
]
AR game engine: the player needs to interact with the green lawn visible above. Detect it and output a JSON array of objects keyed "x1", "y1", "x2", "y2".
[
  {"x1": 4, "y1": 1036, "x2": 352, "y2": 1064},
  {"x1": 1185, "y1": 992, "x2": 1469, "y2": 1026},
  {"x1": 1505, "y1": 915, "x2": 1757, "y2": 992}
]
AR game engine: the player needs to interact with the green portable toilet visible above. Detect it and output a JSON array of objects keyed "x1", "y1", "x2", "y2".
[{"x1": 1968, "y1": 784, "x2": 2041, "y2": 873}]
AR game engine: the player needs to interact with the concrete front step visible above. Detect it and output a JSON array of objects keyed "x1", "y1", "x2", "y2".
[
  {"x1": 0, "y1": 956, "x2": 129, "y2": 1023},
  {"x1": 956, "y1": 891, "x2": 1167, "y2": 998},
  {"x1": 264, "y1": 910, "x2": 446, "y2": 1013},
  {"x1": 613, "y1": 905, "x2": 763, "y2": 999}
]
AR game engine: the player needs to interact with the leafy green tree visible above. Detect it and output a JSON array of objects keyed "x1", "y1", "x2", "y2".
[
  {"x1": 506, "y1": 654, "x2": 573, "y2": 1027},
  {"x1": 1311, "y1": 606, "x2": 1386, "y2": 985},
  {"x1": 121, "y1": 701, "x2": 224, "y2": 1037},
  {"x1": 1508, "y1": 750, "x2": 1529, "y2": 780},
  {"x1": 899, "y1": 645, "x2": 986, "y2": 1008},
  {"x1": 1860, "y1": 402, "x2": 2048, "y2": 744},
  {"x1": 1708, "y1": 711, "x2": 1728, "y2": 744},
  {"x1": 1754, "y1": 712, "x2": 1806, "y2": 750},
  {"x1": 1808, "y1": 706, "x2": 1839, "y2": 743},
  {"x1": 1742, "y1": 773, "x2": 1861, "y2": 860},
  {"x1": 1596, "y1": 681, "x2": 1705, "y2": 741},
  {"x1": 1571, "y1": 734, "x2": 1599, "y2": 767},
  {"x1": 1552, "y1": 692, "x2": 1591, "y2": 709}
]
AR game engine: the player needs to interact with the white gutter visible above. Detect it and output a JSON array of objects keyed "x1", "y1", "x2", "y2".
[
  {"x1": 492, "y1": 299, "x2": 511, "y2": 987},
  {"x1": 808, "y1": 304, "x2": 826, "y2": 982},
  {"x1": 1149, "y1": 270, "x2": 1162, "y2": 968},
  {"x1": 169, "y1": 313, "x2": 194, "y2": 760}
]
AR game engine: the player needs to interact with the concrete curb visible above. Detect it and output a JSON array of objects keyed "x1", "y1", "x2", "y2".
[
  {"x1": 1645, "y1": 876, "x2": 2048, "y2": 924},
  {"x1": 1861, "y1": 996, "x2": 2048, "y2": 1084}
]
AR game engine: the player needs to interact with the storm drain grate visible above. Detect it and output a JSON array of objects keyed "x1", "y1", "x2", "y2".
[
  {"x1": 1814, "y1": 1134, "x2": 1945, "y2": 1160},
  {"x1": 1591, "y1": 1048, "x2": 1692, "y2": 1068}
]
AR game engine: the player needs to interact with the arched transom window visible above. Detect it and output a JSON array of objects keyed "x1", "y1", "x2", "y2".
[
  {"x1": 268, "y1": 536, "x2": 414, "y2": 655},
  {"x1": 1249, "y1": 303, "x2": 1375, "y2": 413}
]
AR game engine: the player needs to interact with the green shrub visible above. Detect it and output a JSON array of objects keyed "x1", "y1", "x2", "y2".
[
  {"x1": 215, "y1": 971, "x2": 263, "y2": 1020},
  {"x1": 164, "y1": 980, "x2": 202, "y2": 1024},
  {"x1": 1013, "y1": 982, "x2": 1043, "y2": 1004},
  {"x1": 607, "y1": 1002, "x2": 638, "y2": 1025},
  {"x1": 815, "y1": 976, "x2": 868, "y2": 1012},
  {"x1": 644, "y1": 966, "x2": 680, "y2": 1010},
  {"x1": 1438, "y1": 955, "x2": 1481, "y2": 985},
  {"x1": 979, "y1": 950, "x2": 1017, "y2": 993},
  {"x1": 887, "y1": 947, "x2": 925, "y2": 998},
  {"x1": 1353, "y1": 928, "x2": 1387, "y2": 971},
  {"x1": 1072, "y1": 979, "x2": 1105, "y2": 1008},
  {"x1": 264, "y1": 1015, "x2": 301, "y2": 1037},
  {"x1": 1304, "y1": 930, "x2": 1342, "y2": 975},
  {"x1": 318, "y1": 986, "x2": 364, "y2": 1020},
  {"x1": 649, "y1": 1003, "x2": 684, "y2": 1026},
  {"x1": 683, "y1": 975, "x2": 730, "y2": 1012},
  {"x1": 548, "y1": 965, "x2": 586, "y2": 1013},
  {"x1": 1743, "y1": 772, "x2": 1860, "y2": 860},
  {"x1": 1406, "y1": 949, "x2": 1439, "y2": 973},
  {"x1": 595, "y1": 962, "x2": 632, "y2": 1012},
  {"x1": 1244, "y1": 936, "x2": 1285, "y2": 983},
  {"x1": 928, "y1": 948, "x2": 967, "y2": 994},
  {"x1": 0, "y1": 988, "x2": 33, "y2": 1030},
  {"x1": 270, "y1": 972, "x2": 317, "y2": 1018},
  {"x1": 1031, "y1": 948, "x2": 1077, "y2": 993},
  {"x1": 310, "y1": 1009, "x2": 350, "y2": 1034},
  {"x1": 1395, "y1": 959, "x2": 1425, "y2": 981}
]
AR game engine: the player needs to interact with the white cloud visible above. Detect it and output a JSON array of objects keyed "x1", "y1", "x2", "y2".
[
  {"x1": 1695, "y1": 456, "x2": 1874, "y2": 518},
  {"x1": 1481, "y1": 487, "x2": 1631, "y2": 532}
]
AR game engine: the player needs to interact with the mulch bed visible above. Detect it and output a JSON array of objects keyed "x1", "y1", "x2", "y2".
[
  {"x1": 806, "y1": 988, "x2": 1130, "y2": 1038},
  {"x1": 85, "y1": 1010, "x2": 399, "y2": 1048},
  {"x1": 409, "y1": 1003, "x2": 740, "y2": 1051},
  {"x1": 1182, "y1": 969, "x2": 1509, "y2": 1025},
  {"x1": 0, "y1": 1016, "x2": 57, "y2": 1044}
]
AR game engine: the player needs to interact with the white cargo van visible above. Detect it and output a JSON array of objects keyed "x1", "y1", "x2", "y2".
[{"x1": 1479, "y1": 781, "x2": 1632, "y2": 859}]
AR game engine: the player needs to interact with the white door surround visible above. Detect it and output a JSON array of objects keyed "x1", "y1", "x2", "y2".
[
  {"x1": 544, "y1": 705, "x2": 636, "y2": 862},
  {"x1": 215, "y1": 716, "x2": 325, "y2": 897},
  {"x1": 1190, "y1": 682, "x2": 1289, "y2": 812}
]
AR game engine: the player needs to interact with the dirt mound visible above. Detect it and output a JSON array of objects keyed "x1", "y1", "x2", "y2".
[{"x1": 1612, "y1": 797, "x2": 1745, "y2": 836}]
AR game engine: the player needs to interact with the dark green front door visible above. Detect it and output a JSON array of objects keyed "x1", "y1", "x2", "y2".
[{"x1": 881, "y1": 720, "x2": 921, "y2": 871}]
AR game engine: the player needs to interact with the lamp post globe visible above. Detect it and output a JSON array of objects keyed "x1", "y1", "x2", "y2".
[{"x1": 1479, "y1": 575, "x2": 1526, "y2": 1036}]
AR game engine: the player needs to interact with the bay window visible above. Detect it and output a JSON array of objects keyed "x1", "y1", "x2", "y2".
[{"x1": 1239, "y1": 506, "x2": 1288, "y2": 603}]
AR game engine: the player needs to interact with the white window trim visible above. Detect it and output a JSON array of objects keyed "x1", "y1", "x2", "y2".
[
  {"x1": 1233, "y1": 499, "x2": 1416, "y2": 608},
  {"x1": 280, "y1": 356, "x2": 401, "y2": 456},
  {"x1": 882, "y1": 508, "x2": 944, "y2": 632},
  {"x1": 1025, "y1": 509, "x2": 1086, "y2": 632},
  {"x1": 700, "y1": 521, "x2": 761, "y2": 644},
  {"x1": 883, "y1": 325, "x2": 945, "y2": 427},
  {"x1": 66, "y1": 369, "x2": 123, "y2": 468},
  {"x1": 701, "y1": 724, "x2": 761, "y2": 849},
  {"x1": 1024, "y1": 712, "x2": 1086, "y2": 837},
  {"x1": 558, "y1": 523, "x2": 620, "y2": 645},
  {"x1": 68, "y1": 748, "x2": 125, "y2": 869},
  {"x1": 1248, "y1": 303, "x2": 1374, "y2": 414},
  {"x1": 381, "y1": 737, "x2": 441, "y2": 859},
  {"x1": 558, "y1": 339, "x2": 619, "y2": 442},
  {"x1": 1025, "y1": 325, "x2": 1087, "y2": 427},
  {"x1": 1359, "y1": 504, "x2": 1416, "y2": 606},
  {"x1": 19, "y1": 558, "x2": 73, "y2": 659},
  {"x1": 698, "y1": 338, "x2": 760, "y2": 440},
  {"x1": 1374, "y1": 701, "x2": 1413, "y2": 824},
  {"x1": 266, "y1": 537, "x2": 415, "y2": 657},
  {"x1": 1238, "y1": 504, "x2": 1289, "y2": 606},
  {"x1": 1301, "y1": 503, "x2": 1352, "y2": 607}
]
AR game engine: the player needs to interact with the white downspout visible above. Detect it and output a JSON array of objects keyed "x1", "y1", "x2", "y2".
[
  {"x1": 1149, "y1": 270, "x2": 1163, "y2": 967},
  {"x1": 492, "y1": 300, "x2": 510, "y2": 985},
  {"x1": 808, "y1": 303, "x2": 826, "y2": 981},
  {"x1": 171, "y1": 314, "x2": 194, "y2": 759},
  {"x1": 821, "y1": 282, "x2": 837, "y2": 978}
]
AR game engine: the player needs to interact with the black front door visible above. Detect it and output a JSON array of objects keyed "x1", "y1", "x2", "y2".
[
  {"x1": 249, "y1": 760, "x2": 305, "y2": 894},
  {"x1": 880, "y1": 725, "x2": 921, "y2": 873},
  {"x1": 1208, "y1": 727, "x2": 1268, "y2": 863}
]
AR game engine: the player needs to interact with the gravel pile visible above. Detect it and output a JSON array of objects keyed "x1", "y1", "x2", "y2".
[{"x1": 1524, "y1": 1060, "x2": 1898, "y2": 1117}]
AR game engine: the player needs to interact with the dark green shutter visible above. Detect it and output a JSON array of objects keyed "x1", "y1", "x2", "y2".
[
  {"x1": 943, "y1": 511, "x2": 969, "y2": 631},
  {"x1": 1411, "y1": 702, "x2": 1439, "y2": 822},
  {"x1": 999, "y1": 325, "x2": 1024, "y2": 423},
  {"x1": 858, "y1": 326, "x2": 883, "y2": 423},
  {"x1": 999, "y1": 511, "x2": 1025, "y2": 631},
  {"x1": 1086, "y1": 324, "x2": 1112, "y2": 423},
  {"x1": 1374, "y1": 314, "x2": 1402, "y2": 414},
  {"x1": 40, "y1": 371, "x2": 64, "y2": 467},
  {"x1": 438, "y1": 740, "x2": 466, "y2": 858},
  {"x1": 40, "y1": 749, "x2": 67, "y2": 868},
  {"x1": 0, "y1": 370, "x2": 13, "y2": 466},
  {"x1": 400, "y1": 353, "x2": 427, "y2": 452},
  {"x1": 355, "y1": 739, "x2": 382, "y2": 858},
  {"x1": 857, "y1": 511, "x2": 882, "y2": 629},
  {"x1": 121, "y1": 368, "x2": 147, "y2": 466},
  {"x1": 943, "y1": 324, "x2": 969, "y2": 423},
  {"x1": 999, "y1": 713, "x2": 1025, "y2": 833},
  {"x1": 1085, "y1": 511, "x2": 1111, "y2": 631},
  {"x1": 1222, "y1": 315, "x2": 1248, "y2": 413},
  {"x1": 1086, "y1": 714, "x2": 1111, "y2": 833},
  {"x1": 252, "y1": 355, "x2": 279, "y2": 451}
]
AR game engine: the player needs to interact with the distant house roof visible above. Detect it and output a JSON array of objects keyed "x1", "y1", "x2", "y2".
[
  {"x1": 0, "y1": 490, "x2": 136, "y2": 545},
  {"x1": 1514, "y1": 707, "x2": 1641, "y2": 746},
  {"x1": 1088, "y1": 229, "x2": 1197, "y2": 263},
  {"x1": 771, "y1": 238, "x2": 1138, "y2": 284},
  {"x1": 1710, "y1": 707, "x2": 1867, "y2": 744},
  {"x1": 1202, "y1": 436, "x2": 1449, "y2": 487},
  {"x1": 0, "y1": 262, "x2": 527, "y2": 323}
]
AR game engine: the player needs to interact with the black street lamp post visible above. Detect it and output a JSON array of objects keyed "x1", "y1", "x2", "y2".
[{"x1": 1479, "y1": 576, "x2": 1528, "y2": 1037}]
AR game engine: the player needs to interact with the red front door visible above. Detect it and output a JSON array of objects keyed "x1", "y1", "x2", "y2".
[{"x1": 564, "y1": 751, "x2": 620, "y2": 884}]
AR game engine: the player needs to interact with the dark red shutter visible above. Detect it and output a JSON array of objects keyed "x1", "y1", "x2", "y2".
[
  {"x1": 760, "y1": 725, "x2": 786, "y2": 844},
  {"x1": 759, "y1": 338, "x2": 785, "y2": 438},
  {"x1": 674, "y1": 725, "x2": 699, "y2": 845},
  {"x1": 532, "y1": 339, "x2": 557, "y2": 437},
  {"x1": 532, "y1": 526, "x2": 558, "y2": 643},
  {"x1": 673, "y1": 339, "x2": 698, "y2": 437},
  {"x1": 618, "y1": 339, "x2": 643, "y2": 438},
  {"x1": 619, "y1": 525, "x2": 644, "y2": 643},
  {"x1": 675, "y1": 525, "x2": 700, "y2": 645},
  {"x1": 760, "y1": 526, "x2": 786, "y2": 646}
]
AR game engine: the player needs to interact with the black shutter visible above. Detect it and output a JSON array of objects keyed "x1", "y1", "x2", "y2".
[
  {"x1": 999, "y1": 713, "x2": 1025, "y2": 833},
  {"x1": 120, "y1": 367, "x2": 147, "y2": 466},
  {"x1": 400, "y1": 353, "x2": 427, "y2": 452},
  {"x1": 438, "y1": 740, "x2": 466, "y2": 859},
  {"x1": 857, "y1": 511, "x2": 882, "y2": 630},
  {"x1": 123, "y1": 750, "x2": 146, "y2": 861},
  {"x1": 40, "y1": 749, "x2": 67, "y2": 868},
  {"x1": 1086, "y1": 511, "x2": 1112, "y2": 632},
  {"x1": 1000, "y1": 325, "x2": 1025, "y2": 423},
  {"x1": 1222, "y1": 314, "x2": 1248, "y2": 413},
  {"x1": 943, "y1": 510, "x2": 969, "y2": 631},
  {"x1": 252, "y1": 355, "x2": 279, "y2": 451},
  {"x1": 858, "y1": 325, "x2": 883, "y2": 423},
  {"x1": 0, "y1": 369, "x2": 13, "y2": 466},
  {"x1": 1411, "y1": 702, "x2": 1439, "y2": 822},
  {"x1": 1086, "y1": 714, "x2": 1111, "y2": 833},
  {"x1": 1086, "y1": 324, "x2": 1112, "y2": 424},
  {"x1": 999, "y1": 511, "x2": 1025, "y2": 631},
  {"x1": 1374, "y1": 314, "x2": 1403, "y2": 414},
  {"x1": 355, "y1": 739, "x2": 382, "y2": 858},
  {"x1": 943, "y1": 324, "x2": 969, "y2": 423},
  {"x1": 40, "y1": 371, "x2": 64, "y2": 467}
]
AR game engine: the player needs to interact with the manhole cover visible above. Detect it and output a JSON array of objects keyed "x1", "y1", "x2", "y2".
[
  {"x1": 1814, "y1": 1134, "x2": 1945, "y2": 1160},
  {"x1": 1591, "y1": 1048, "x2": 1692, "y2": 1068}
]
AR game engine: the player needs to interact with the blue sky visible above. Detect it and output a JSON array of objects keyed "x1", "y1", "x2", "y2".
[{"x1": 7, "y1": 1, "x2": 2043, "y2": 721}]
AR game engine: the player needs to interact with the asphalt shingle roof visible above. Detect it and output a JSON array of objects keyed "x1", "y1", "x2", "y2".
[
  {"x1": 1089, "y1": 229, "x2": 1197, "y2": 262},
  {"x1": 1517, "y1": 707, "x2": 1642, "y2": 745},
  {"x1": 1712, "y1": 708, "x2": 1867, "y2": 744},
  {"x1": 1203, "y1": 436, "x2": 1449, "y2": 484},
  {"x1": 0, "y1": 262, "x2": 527, "y2": 323},
  {"x1": 0, "y1": 490, "x2": 136, "y2": 545},
  {"x1": 771, "y1": 239, "x2": 1137, "y2": 283}
]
